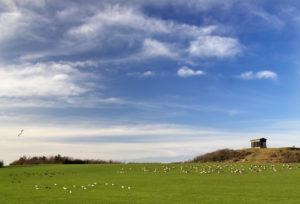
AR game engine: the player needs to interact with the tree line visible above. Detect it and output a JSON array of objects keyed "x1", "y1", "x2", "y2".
[{"x1": 9, "y1": 155, "x2": 120, "y2": 165}]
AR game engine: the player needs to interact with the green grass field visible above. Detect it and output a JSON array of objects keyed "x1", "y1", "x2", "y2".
[{"x1": 1, "y1": 163, "x2": 300, "y2": 204}]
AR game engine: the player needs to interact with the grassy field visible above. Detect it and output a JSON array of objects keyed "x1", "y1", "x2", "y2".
[{"x1": 0, "y1": 163, "x2": 300, "y2": 204}]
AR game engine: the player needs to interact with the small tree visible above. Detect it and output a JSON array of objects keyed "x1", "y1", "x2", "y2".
[{"x1": 0, "y1": 160, "x2": 3, "y2": 168}]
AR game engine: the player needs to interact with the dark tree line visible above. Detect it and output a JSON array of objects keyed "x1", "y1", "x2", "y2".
[{"x1": 10, "y1": 155, "x2": 120, "y2": 165}]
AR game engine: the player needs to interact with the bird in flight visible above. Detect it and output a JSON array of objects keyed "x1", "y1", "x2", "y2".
[{"x1": 18, "y1": 129, "x2": 24, "y2": 137}]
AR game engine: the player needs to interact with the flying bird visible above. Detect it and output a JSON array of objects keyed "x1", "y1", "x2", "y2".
[{"x1": 18, "y1": 129, "x2": 24, "y2": 137}]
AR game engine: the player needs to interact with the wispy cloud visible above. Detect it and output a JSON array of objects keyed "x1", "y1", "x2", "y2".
[
  {"x1": 238, "y1": 70, "x2": 278, "y2": 80},
  {"x1": 177, "y1": 66, "x2": 205, "y2": 78},
  {"x1": 252, "y1": 8, "x2": 285, "y2": 29},
  {"x1": 188, "y1": 36, "x2": 242, "y2": 58},
  {"x1": 127, "y1": 70, "x2": 155, "y2": 78}
]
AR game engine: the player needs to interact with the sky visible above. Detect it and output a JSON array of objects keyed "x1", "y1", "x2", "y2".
[{"x1": 0, "y1": 0, "x2": 300, "y2": 164}]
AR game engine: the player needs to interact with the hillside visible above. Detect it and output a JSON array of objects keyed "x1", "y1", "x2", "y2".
[{"x1": 190, "y1": 147, "x2": 300, "y2": 163}]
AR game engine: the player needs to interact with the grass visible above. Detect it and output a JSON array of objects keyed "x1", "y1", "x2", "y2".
[{"x1": 0, "y1": 163, "x2": 300, "y2": 204}]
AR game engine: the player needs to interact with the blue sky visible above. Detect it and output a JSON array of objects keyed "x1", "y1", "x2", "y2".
[{"x1": 0, "y1": 0, "x2": 300, "y2": 163}]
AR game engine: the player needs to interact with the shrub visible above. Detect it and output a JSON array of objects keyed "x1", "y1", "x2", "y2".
[{"x1": 0, "y1": 160, "x2": 3, "y2": 168}]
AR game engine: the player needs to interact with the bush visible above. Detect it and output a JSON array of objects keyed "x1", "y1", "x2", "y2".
[
  {"x1": 0, "y1": 160, "x2": 3, "y2": 168},
  {"x1": 9, "y1": 155, "x2": 120, "y2": 166}
]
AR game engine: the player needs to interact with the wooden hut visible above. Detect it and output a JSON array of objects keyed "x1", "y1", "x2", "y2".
[{"x1": 250, "y1": 138, "x2": 267, "y2": 148}]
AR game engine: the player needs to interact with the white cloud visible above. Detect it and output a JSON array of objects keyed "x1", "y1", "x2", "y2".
[
  {"x1": 256, "y1": 70, "x2": 278, "y2": 80},
  {"x1": 0, "y1": 62, "x2": 92, "y2": 98},
  {"x1": 238, "y1": 70, "x2": 278, "y2": 80},
  {"x1": 142, "y1": 71, "x2": 155, "y2": 77},
  {"x1": 0, "y1": 61, "x2": 128, "y2": 108},
  {"x1": 177, "y1": 66, "x2": 205, "y2": 78},
  {"x1": 188, "y1": 36, "x2": 242, "y2": 58},
  {"x1": 142, "y1": 38, "x2": 176, "y2": 58}
]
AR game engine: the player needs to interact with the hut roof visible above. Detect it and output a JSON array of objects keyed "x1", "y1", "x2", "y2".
[{"x1": 250, "y1": 138, "x2": 267, "y2": 142}]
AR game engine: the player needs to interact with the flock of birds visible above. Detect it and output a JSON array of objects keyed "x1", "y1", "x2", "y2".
[
  {"x1": 116, "y1": 163, "x2": 299, "y2": 175},
  {"x1": 33, "y1": 182, "x2": 133, "y2": 194},
  {"x1": 5, "y1": 163, "x2": 298, "y2": 196}
]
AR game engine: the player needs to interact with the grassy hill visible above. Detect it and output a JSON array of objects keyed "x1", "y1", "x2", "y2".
[{"x1": 190, "y1": 147, "x2": 300, "y2": 163}]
